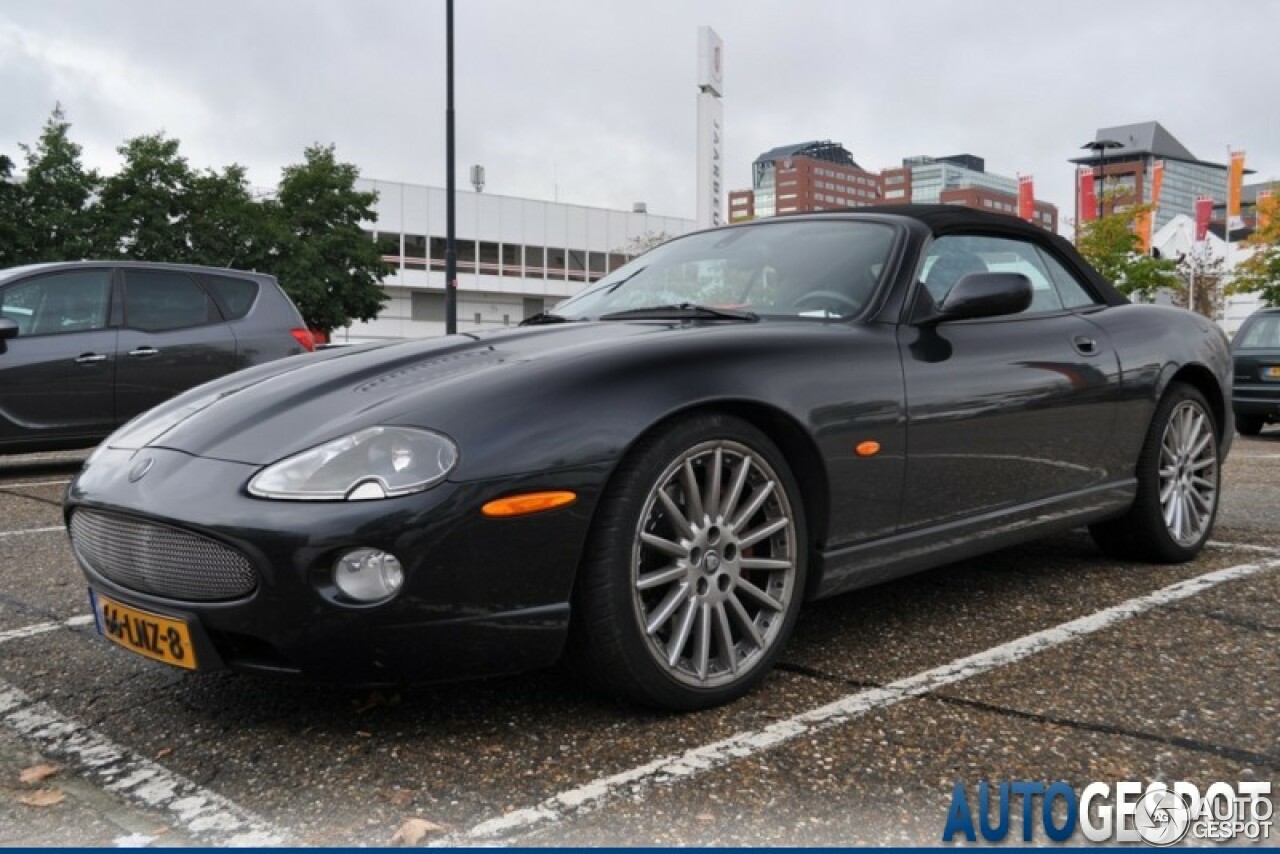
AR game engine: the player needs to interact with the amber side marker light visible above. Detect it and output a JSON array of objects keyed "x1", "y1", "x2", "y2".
[
  {"x1": 855, "y1": 441, "x2": 881, "y2": 457},
  {"x1": 482, "y1": 491, "x2": 578, "y2": 517}
]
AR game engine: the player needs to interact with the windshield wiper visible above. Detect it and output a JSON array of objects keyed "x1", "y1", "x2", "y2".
[
  {"x1": 598, "y1": 303, "x2": 759, "y2": 322},
  {"x1": 519, "y1": 311, "x2": 576, "y2": 326}
]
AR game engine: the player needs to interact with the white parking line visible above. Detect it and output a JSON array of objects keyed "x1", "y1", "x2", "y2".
[
  {"x1": 448, "y1": 557, "x2": 1280, "y2": 843},
  {"x1": 0, "y1": 615, "x2": 95, "y2": 645},
  {"x1": 1208, "y1": 540, "x2": 1280, "y2": 553},
  {"x1": 0, "y1": 681, "x2": 291, "y2": 846},
  {"x1": 0, "y1": 525, "x2": 66, "y2": 538},
  {"x1": 0, "y1": 478, "x2": 71, "y2": 489}
]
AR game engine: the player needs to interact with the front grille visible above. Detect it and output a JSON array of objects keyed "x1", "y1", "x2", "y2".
[{"x1": 70, "y1": 509, "x2": 257, "y2": 601}]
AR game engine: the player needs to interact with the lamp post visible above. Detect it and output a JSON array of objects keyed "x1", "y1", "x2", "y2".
[
  {"x1": 444, "y1": 0, "x2": 457, "y2": 334},
  {"x1": 1081, "y1": 138, "x2": 1123, "y2": 218}
]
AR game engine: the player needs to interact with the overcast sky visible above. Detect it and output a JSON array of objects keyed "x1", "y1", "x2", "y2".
[{"x1": 2, "y1": 0, "x2": 1277, "y2": 234}]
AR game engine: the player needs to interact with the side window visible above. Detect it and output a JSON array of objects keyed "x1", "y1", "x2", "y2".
[
  {"x1": 0, "y1": 270, "x2": 112, "y2": 336},
  {"x1": 124, "y1": 270, "x2": 219, "y2": 332},
  {"x1": 201, "y1": 275, "x2": 259, "y2": 320},
  {"x1": 1036, "y1": 248, "x2": 1101, "y2": 309},
  {"x1": 921, "y1": 234, "x2": 1062, "y2": 314}
]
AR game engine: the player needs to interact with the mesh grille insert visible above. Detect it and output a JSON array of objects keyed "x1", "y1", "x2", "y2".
[{"x1": 70, "y1": 509, "x2": 257, "y2": 602}]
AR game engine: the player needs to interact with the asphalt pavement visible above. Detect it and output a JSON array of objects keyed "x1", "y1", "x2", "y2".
[{"x1": 0, "y1": 434, "x2": 1276, "y2": 846}]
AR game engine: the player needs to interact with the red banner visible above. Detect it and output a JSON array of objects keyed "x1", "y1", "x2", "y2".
[
  {"x1": 1194, "y1": 196, "x2": 1214, "y2": 242},
  {"x1": 1078, "y1": 168, "x2": 1097, "y2": 224},
  {"x1": 1018, "y1": 175, "x2": 1034, "y2": 222}
]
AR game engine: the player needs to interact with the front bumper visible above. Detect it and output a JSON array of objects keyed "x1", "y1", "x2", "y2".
[
  {"x1": 1232, "y1": 385, "x2": 1280, "y2": 420},
  {"x1": 66, "y1": 447, "x2": 603, "y2": 683}
]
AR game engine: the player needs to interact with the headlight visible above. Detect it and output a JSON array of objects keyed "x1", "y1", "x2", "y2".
[{"x1": 248, "y1": 426, "x2": 458, "y2": 501}]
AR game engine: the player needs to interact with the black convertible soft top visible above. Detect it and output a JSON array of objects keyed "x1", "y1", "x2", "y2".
[{"x1": 847, "y1": 204, "x2": 1129, "y2": 307}]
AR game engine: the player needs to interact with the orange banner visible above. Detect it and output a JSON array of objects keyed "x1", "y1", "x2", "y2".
[
  {"x1": 1138, "y1": 160, "x2": 1165, "y2": 254},
  {"x1": 1137, "y1": 210, "x2": 1153, "y2": 255},
  {"x1": 1258, "y1": 189, "x2": 1274, "y2": 231},
  {"x1": 1228, "y1": 150, "x2": 1246, "y2": 220}
]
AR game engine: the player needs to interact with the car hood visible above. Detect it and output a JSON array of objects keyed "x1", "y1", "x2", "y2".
[{"x1": 106, "y1": 321, "x2": 741, "y2": 466}]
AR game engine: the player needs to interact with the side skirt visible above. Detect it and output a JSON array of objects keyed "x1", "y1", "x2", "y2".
[{"x1": 812, "y1": 480, "x2": 1137, "y2": 599}]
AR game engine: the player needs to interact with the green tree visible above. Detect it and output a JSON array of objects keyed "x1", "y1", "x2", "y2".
[
  {"x1": 184, "y1": 164, "x2": 272, "y2": 270},
  {"x1": 0, "y1": 154, "x2": 23, "y2": 266},
  {"x1": 17, "y1": 104, "x2": 100, "y2": 262},
  {"x1": 266, "y1": 144, "x2": 388, "y2": 333},
  {"x1": 1075, "y1": 201, "x2": 1178, "y2": 301},
  {"x1": 95, "y1": 132, "x2": 193, "y2": 260},
  {"x1": 1230, "y1": 190, "x2": 1280, "y2": 306}
]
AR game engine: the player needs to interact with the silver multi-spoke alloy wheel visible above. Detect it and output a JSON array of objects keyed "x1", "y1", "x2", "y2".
[
  {"x1": 630, "y1": 440, "x2": 797, "y2": 688},
  {"x1": 1158, "y1": 400, "x2": 1219, "y2": 547}
]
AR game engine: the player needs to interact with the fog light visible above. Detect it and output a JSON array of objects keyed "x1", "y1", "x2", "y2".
[{"x1": 334, "y1": 548, "x2": 404, "y2": 602}]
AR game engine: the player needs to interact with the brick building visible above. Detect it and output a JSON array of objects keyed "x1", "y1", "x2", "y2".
[{"x1": 731, "y1": 142, "x2": 1057, "y2": 230}]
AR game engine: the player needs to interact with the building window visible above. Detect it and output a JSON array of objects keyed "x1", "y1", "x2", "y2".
[
  {"x1": 376, "y1": 232, "x2": 400, "y2": 257},
  {"x1": 404, "y1": 234, "x2": 427, "y2": 259},
  {"x1": 501, "y1": 243, "x2": 520, "y2": 272}
]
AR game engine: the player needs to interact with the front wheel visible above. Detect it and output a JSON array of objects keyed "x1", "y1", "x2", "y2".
[
  {"x1": 572, "y1": 414, "x2": 806, "y2": 710},
  {"x1": 1090, "y1": 383, "x2": 1221, "y2": 563}
]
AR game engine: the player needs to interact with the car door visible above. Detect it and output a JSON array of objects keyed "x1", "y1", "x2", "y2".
[
  {"x1": 896, "y1": 232, "x2": 1122, "y2": 529},
  {"x1": 115, "y1": 268, "x2": 238, "y2": 423},
  {"x1": 0, "y1": 268, "x2": 118, "y2": 447}
]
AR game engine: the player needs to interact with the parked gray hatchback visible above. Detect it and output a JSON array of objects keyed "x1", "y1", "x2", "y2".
[{"x1": 0, "y1": 261, "x2": 314, "y2": 454}]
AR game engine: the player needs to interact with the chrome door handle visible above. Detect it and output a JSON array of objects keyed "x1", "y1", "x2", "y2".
[
  {"x1": 128, "y1": 346, "x2": 160, "y2": 358},
  {"x1": 75, "y1": 353, "x2": 107, "y2": 364}
]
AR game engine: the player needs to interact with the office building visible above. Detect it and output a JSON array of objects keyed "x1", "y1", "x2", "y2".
[
  {"x1": 1072, "y1": 121, "x2": 1241, "y2": 232},
  {"x1": 345, "y1": 179, "x2": 694, "y2": 341}
]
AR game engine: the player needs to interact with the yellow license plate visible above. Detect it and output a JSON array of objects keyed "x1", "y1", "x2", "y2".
[{"x1": 90, "y1": 590, "x2": 198, "y2": 670}]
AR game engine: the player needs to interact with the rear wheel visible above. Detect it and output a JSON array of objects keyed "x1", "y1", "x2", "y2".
[
  {"x1": 572, "y1": 414, "x2": 806, "y2": 710},
  {"x1": 1235, "y1": 413, "x2": 1264, "y2": 436},
  {"x1": 1090, "y1": 383, "x2": 1220, "y2": 563}
]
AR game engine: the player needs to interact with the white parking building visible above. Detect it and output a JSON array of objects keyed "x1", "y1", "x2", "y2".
[{"x1": 342, "y1": 179, "x2": 695, "y2": 341}]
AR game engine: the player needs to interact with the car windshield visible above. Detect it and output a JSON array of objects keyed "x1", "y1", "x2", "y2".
[
  {"x1": 1235, "y1": 314, "x2": 1280, "y2": 349},
  {"x1": 556, "y1": 219, "x2": 896, "y2": 321}
]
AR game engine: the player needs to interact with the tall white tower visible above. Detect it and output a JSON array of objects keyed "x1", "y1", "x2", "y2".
[{"x1": 696, "y1": 26, "x2": 724, "y2": 230}]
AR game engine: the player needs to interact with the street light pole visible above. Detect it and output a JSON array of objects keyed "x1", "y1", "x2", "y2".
[
  {"x1": 444, "y1": 0, "x2": 457, "y2": 335},
  {"x1": 1081, "y1": 138, "x2": 1123, "y2": 219}
]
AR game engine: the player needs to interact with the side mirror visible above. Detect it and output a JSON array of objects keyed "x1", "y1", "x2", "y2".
[
  {"x1": 921, "y1": 272, "x2": 1032, "y2": 324},
  {"x1": 0, "y1": 317, "x2": 18, "y2": 345}
]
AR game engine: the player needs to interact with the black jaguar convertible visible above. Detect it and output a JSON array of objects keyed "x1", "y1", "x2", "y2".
[{"x1": 66, "y1": 206, "x2": 1233, "y2": 710}]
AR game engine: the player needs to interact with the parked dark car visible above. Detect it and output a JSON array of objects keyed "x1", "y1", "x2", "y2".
[
  {"x1": 65, "y1": 207, "x2": 1233, "y2": 710},
  {"x1": 1230, "y1": 307, "x2": 1280, "y2": 436},
  {"x1": 0, "y1": 261, "x2": 314, "y2": 454}
]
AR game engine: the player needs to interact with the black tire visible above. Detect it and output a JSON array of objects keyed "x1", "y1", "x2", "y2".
[
  {"x1": 1235, "y1": 413, "x2": 1264, "y2": 436},
  {"x1": 1090, "y1": 383, "x2": 1221, "y2": 563},
  {"x1": 571, "y1": 413, "x2": 807, "y2": 711}
]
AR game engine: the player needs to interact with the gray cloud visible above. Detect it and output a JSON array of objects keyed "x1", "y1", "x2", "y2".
[{"x1": 2, "y1": 0, "x2": 1276, "y2": 232}]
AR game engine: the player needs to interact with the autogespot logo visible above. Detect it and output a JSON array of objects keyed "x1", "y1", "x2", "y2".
[{"x1": 942, "y1": 780, "x2": 1272, "y2": 845}]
